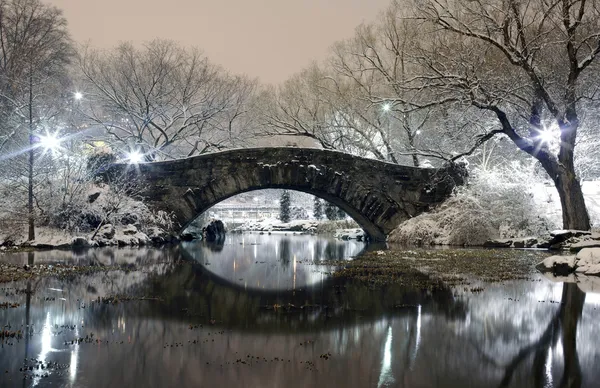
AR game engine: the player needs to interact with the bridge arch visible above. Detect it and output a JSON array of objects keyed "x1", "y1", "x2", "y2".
[{"x1": 114, "y1": 147, "x2": 463, "y2": 241}]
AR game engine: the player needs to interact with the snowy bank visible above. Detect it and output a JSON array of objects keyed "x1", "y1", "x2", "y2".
[
  {"x1": 232, "y1": 218, "x2": 319, "y2": 233},
  {"x1": 231, "y1": 218, "x2": 361, "y2": 237},
  {"x1": 0, "y1": 224, "x2": 176, "y2": 251}
]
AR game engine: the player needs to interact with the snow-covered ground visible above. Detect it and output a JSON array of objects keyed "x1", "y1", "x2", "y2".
[
  {"x1": 232, "y1": 218, "x2": 318, "y2": 232},
  {"x1": 532, "y1": 180, "x2": 600, "y2": 226}
]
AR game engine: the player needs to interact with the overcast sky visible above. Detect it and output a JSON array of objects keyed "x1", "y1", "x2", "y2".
[{"x1": 47, "y1": 0, "x2": 391, "y2": 84}]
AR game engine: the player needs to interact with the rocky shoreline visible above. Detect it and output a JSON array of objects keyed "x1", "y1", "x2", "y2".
[
  {"x1": 482, "y1": 229, "x2": 600, "y2": 251},
  {"x1": 0, "y1": 223, "x2": 178, "y2": 252}
]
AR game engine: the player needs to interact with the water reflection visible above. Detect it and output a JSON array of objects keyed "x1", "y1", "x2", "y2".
[
  {"x1": 0, "y1": 242, "x2": 599, "y2": 387},
  {"x1": 181, "y1": 233, "x2": 366, "y2": 291}
]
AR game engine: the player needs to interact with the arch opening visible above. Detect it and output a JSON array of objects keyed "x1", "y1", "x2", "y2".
[{"x1": 182, "y1": 188, "x2": 372, "y2": 240}]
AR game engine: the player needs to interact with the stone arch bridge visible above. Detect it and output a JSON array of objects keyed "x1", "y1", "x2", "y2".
[{"x1": 110, "y1": 147, "x2": 464, "y2": 241}]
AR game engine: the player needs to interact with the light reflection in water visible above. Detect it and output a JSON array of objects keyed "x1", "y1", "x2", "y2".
[
  {"x1": 410, "y1": 304, "x2": 422, "y2": 370},
  {"x1": 33, "y1": 312, "x2": 53, "y2": 386},
  {"x1": 377, "y1": 326, "x2": 394, "y2": 387},
  {"x1": 70, "y1": 326, "x2": 79, "y2": 383},
  {"x1": 181, "y1": 234, "x2": 366, "y2": 291},
  {"x1": 545, "y1": 346, "x2": 553, "y2": 388},
  {"x1": 1, "y1": 243, "x2": 599, "y2": 388}
]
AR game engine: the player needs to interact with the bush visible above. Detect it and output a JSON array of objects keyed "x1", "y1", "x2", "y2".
[{"x1": 389, "y1": 161, "x2": 559, "y2": 246}]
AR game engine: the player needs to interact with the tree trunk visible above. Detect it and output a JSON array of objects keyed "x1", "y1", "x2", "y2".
[
  {"x1": 27, "y1": 73, "x2": 35, "y2": 241},
  {"x1": 554, "y1": 170, "x2": 590, "y2": 230}
]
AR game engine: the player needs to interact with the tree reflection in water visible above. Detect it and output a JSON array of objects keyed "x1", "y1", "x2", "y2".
[{"x1": 0, "y1": 242, "x2": 598, "y2": 387}]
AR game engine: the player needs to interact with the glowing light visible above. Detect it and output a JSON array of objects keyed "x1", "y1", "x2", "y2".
[
  {"x1": 39, "y1": 132, "x2": 61, "y2": 151},
  {"x1": 415, "y1": 130, "x2": 422, "y2": 135},
  {"x1": 126, "y1": 151, "x2": 143, "y2": 164},
  {"x1": 382, "y1": 103, "x2": 391, "y2": 112},
  {"x1": 74, "y1": 91, "x2": 83, "y2": 100},
  {"x1": 538, "y1": 130, "x2": 555, "y2": 143},
  {"x1": 537, "y1": 123, "x2": 561, "y2": 148}
]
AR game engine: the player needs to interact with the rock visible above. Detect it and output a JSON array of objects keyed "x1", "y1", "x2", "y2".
[
  {"x1": 98, "y1": 224, "x2": 115, "y2": 239},
  {"x1": 147, "y1": 227, "x2": 169, "y2": 244},
  {"x1": 575, "y1": 248, "x2": 600, "y2": 275},
  {"x1": 536, "y1": 248, "x2": 600, "y2": 276},
  {"x1": 511, "y1": 237, "x2": 538, "y2": 248},
  {"x1": 133, "y1": 232, "x2": 150, "y2": 246},
  {"x1": 180, "y1": 227, "x2": 202, "y2": 241},
  {"x1": 538, "y1": 230, "x2": 592, "y2": 249},
  {"x1": 115, "y1": 235, "x2": 136, "y2": 246},
  {"x1": 482, "y1": 239, "x2": 513, "y2": 248},
  {"x1": 87, "y1": 191, "x2": 101, "y2": 203},
  {"x1": 569, "y1": 240, "x2": 600, "y2": 252},
  {"x1": 71, "y1": 237, "x2": 90, "y2": 248},
  {"x1": 122, "y1": 224, "x2": 138, "y2": 235},
  {"x1": 535, "y1": 255, "x2": 577, "y2": 276},
  {"x1": 550, "y1": 229, "x2": 592, "y2": 238},
  {"x1": 334, "y1": 228, "x2": 366, "y2": 241},
  {"x1": 205, "y1": 220, "x2": 226, "y2": 242}
]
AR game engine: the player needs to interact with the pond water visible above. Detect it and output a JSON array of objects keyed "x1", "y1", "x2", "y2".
[{"x1": 0, "y1": 233, "x2": 599, "y2": 388}]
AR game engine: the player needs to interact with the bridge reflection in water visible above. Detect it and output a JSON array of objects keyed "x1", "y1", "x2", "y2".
[{"x1": 0, "y1": 238, "x2": 598, "y2": 387}]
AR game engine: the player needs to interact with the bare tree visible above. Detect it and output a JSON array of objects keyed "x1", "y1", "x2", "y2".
[
  {"x1": 78, "y1": 40, "x2": 258, "y2": 161},
  {"x1": 0, "y1": 0, "x2": 73, "y2": 240},
  {"x1": 260, "y1": 2, "x2": 482, "y2": 166},
  {"x1": 406, "y1": 0, "x2": 600, "y2": 230}
]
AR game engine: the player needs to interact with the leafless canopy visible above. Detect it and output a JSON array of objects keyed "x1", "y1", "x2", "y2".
[{"x1": 78, "y1": 40, "x2": 258, "y2": 161}]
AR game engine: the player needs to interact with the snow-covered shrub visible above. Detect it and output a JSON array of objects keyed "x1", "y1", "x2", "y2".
[
  {"x1": 315, "y1": 219, "x2": 359, "y2": 234},
  {"x1": 290, "y1": 206, "x2": 309, "y2": 220},
  {"x1": 389, "y1": 161, "x2": 559, "y2": 245}
]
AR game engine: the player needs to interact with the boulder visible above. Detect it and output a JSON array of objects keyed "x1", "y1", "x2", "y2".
[
  {"x1": 538, "y1": 229, "x2": 592, "y2": 249},
  {"x1": 511, "y1": 237, "x2": 538, "y2": 248},
  {"x1": 482, "y1": 239, "x2": 513, "y2": 248},
  {"x1": 115, "y1": 235, "x2": 137, "y2": 246},
  {"x1": 575, "y1": 248, "x2": 600, "y2": 275},
  {"x1": 98, "y1": 224, "x2": 115, "y2": 239},
  {"x1": 569, "y1": 240, "x2": 600, "y2": 252},
  {"x1": 536, "y1": 248, "x2": 600, "y2": 276},
  {"x1": 147, "y1": 227, "x2": 170, "y2": 244},
  {"x1": 335, "y1": 228, "x2": 366, "y2": 241},
  {"x1": 71, "y1": 237, "x2": 91, "y2": 248},
  {"x1": 133, "y1": 232, "x2": 150, "y2": 246},
  {"x1": 205, "y1": 219, "x2": 226, "y2": 242},
  {"x1": 180, "y1": 226, "x2": 202, "y2": 241},
  {"x1": 122, "y1": 224, "x2": 138, "y2": 235}
]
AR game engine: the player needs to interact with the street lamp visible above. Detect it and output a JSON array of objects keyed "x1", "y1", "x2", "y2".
[
  {"x1": 74, "y1": 92, "x2": 83, "y2": 100},
  {"x1": 38, "y1": 131, "x2": 61, "y2": 152},
  {"x1": 126, "y1": 150, "x2": 143, "y2": 164},
  {"x1": 382, "y1": 103, "x2": 391, "y2": 112}
]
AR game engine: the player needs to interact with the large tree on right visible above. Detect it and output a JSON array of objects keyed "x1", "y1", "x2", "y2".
[{"x1": 410, "y1": 0, "x2": 599, "y2": 230}]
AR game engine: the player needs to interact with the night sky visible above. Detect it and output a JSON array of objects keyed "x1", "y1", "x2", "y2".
[{"x1": 47, "y1": 0, "x2": 391, "y2": 84}]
